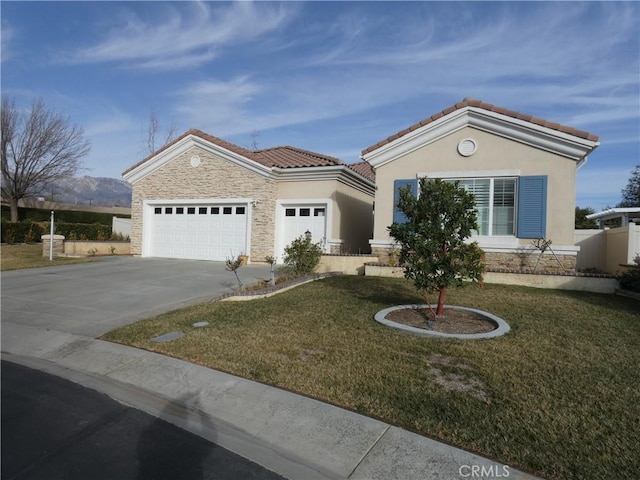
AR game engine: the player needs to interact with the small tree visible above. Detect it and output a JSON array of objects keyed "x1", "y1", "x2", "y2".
[
  {"x1": 388, "y1": 178, "x2": 484, "y2": 318},
  {"x1": 225, "y1": 255, "x2": 244, "y2": 290},
  {"x1": 283, "y1": 231, "x2": 323, "y2": 276}
]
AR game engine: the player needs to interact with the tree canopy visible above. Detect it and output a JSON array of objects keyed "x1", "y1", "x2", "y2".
[
  {"x1": 388, "y1": 178, "x2": 484, "y2": 318},
  {"x1": 1, "y1": 96, "x2": 90, "y2": 222},
  {"x1": 617, "y1": 163, "x2": 640, "y2": 207}
]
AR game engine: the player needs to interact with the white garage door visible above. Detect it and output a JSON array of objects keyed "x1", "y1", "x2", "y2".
[
  {"x1": 280, "y1": 205, "x2": 326, "y2": 261},
  {"x1": 149, "y1": 204, "x2": 248, "y2": 261}
]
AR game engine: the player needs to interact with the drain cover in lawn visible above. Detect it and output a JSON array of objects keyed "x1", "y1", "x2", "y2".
[{"x1": 151, "y1": 331, "x2": 184, "y2": 343}]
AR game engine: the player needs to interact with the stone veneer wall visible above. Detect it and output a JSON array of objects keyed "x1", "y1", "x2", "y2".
[
  {"x1": 371, "y1": 246, "x2": 576, "y2": 273},
  {"x1": 130, "y1": 146, "x2": 277, "y2": 260}
]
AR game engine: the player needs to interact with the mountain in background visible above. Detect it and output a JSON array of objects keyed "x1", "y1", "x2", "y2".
[{"x1": 41, "y1": 176, "x2": 132, "y2": 207}]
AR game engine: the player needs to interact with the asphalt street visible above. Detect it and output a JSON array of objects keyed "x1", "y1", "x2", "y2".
[{"x1": 1, "y1": 360, "x2": 284, "y2": 480}]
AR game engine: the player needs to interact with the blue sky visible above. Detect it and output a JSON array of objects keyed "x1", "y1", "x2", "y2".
[{"x1": 2, "y1": 1, "x2": 638, "y2": 211}]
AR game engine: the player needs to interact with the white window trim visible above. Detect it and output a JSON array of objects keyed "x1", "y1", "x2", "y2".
[{"x1": 417, "y1": 172, "x2": 518, "y2": 240}]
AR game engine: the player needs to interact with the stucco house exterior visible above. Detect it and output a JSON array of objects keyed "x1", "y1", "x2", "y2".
[
  {"x1": 122, "y1": 129, "x2": 375, "y2": 263},
  {"x1": 362, "y1": 99, "x2": 600, "y2": 272}
]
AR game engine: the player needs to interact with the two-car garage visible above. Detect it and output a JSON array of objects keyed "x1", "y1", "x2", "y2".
[{"x1": 145, "y1": 202, "x2": 249, "y2": 261}]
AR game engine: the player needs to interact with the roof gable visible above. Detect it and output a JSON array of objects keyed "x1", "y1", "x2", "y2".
[
  {"x1": 122, "y1": 129, "x2": 375, "y2": 188},
  {"x1": 361, "y1": 99, "x2": 600, "y2": 168}
]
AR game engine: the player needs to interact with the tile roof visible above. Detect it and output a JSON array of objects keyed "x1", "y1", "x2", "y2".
[
  {"x1": 361, "y1": 99, "x2": 600, "y2": 156},
  {"x1": 123, "y1": 129, "x2": 376, "y2": 183},
  {"x1": 347, "y1": 161, "x2": 375, "y2": 182},
  {"x1": 254, "y1": 145, "x2": 344, "y2": 168}
]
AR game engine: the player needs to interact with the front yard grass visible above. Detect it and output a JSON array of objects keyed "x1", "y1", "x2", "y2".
[
  {"x1": 102, "y1": 276, "x2": 640, "y2": 480},
  {"x1": 1, "y1": 244, "x2": 99, "y2": 271}
]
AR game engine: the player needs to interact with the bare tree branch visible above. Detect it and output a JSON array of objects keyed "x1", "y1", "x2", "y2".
[
  {"x1": 1, "y1": 95, "x2": 90, "y2": 222},
  {"x1": 143, "y1": 110, "x2": 179, "y2": 156}
]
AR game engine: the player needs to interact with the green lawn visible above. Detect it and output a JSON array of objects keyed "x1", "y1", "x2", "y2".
[
  {"x1": 0, "y1": 244, "x2": 99, "y2": 271},
  {"x1": 102, "y1": 276, "x2": 640, "y2": 480}
]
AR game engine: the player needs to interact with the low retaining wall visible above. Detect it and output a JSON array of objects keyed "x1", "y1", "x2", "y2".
[
  {"x1": 318, "y1": 254, "x2": 379, "y2": 275},
  {"x1": 483, "y1": 271, "x2": 618, "y2": 294},
  {"x1": 364, "y1": 263, "x2": 619, "y2": 294},
  {"x1": 41, "y1": 235, "x2": 131, "y2": 257}
]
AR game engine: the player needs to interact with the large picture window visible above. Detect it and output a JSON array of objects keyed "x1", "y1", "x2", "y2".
[{"x1": 449, "y1": 178, "x2": 516, "y2": 236}]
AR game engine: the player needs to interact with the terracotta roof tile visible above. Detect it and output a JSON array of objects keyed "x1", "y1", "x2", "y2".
[
  {"x1": 123, "y1": 129, "x2": 347, "y2": 176},
  {"x1": 254, "y1": 145, "x2": 344, "y2": 168},
  {"x1": 361, "y1": 99, "x2": 600, "y2": 156},
  {"x1": 347, "y1": 161, "x2": 375, "y2": 182}
]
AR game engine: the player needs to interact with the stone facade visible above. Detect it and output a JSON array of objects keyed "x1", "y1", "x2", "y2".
[
  {"x1": 130, "y1": 146, "x2": 277, "y2": 260},
  {"x1": 371, "y1": 246, "x2": 576, "y2": 273}
]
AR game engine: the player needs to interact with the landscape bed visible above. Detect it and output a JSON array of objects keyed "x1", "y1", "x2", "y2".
[{"x1": 102, "y1": 276, "x2": 639, "y2": 480}]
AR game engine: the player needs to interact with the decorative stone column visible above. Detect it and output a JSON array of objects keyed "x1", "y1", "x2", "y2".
[{"x1": 41, "y1": 234, "x2": 65, "y2": 257}]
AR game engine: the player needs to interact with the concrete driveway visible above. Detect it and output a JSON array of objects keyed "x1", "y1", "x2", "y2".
[{"x1": 1, "y1": 257, "x2": 272, "y2": 338}]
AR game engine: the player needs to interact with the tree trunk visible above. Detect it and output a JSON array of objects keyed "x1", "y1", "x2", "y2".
[
  {"x1": 436, "y1": 287, "x2": 446, "y2": 317},
  {"x1": 9, "y1": 198, "x2": 19, "y2": 222}
]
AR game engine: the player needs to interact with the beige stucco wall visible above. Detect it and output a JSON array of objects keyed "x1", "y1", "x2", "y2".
[
  {"x1": 130, "y1": 145, "x2": 277, "y2": 260},
  {"x1": 277, "y1": 178, "x2": 374, "y2": 254},
  {"x1": 372, "y1": 126, "x2": 578, "y2": 246}
]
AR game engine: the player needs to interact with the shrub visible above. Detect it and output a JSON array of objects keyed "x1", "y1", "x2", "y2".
[
  {"x1": 282, "y1": 232, "x2": 323, "y2": 276},
  {"x1": 1, "y1": 222, "x2": 45, "y2": 244},
  {"x1": 619, "y1": 255, "x2": 640, "y2": 293}
]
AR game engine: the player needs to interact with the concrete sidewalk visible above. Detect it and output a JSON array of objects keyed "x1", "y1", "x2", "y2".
[{"x1": 2, "y1": 322, "x2": 541, "y2": 480}]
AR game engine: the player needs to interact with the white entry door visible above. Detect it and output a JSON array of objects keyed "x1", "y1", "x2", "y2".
[
  {"x1": 148, "y1": 204, "x2": 248, "y2": 261},
  {"x1": 280, "y1": 205, "x2": 327, "y2": 261}
]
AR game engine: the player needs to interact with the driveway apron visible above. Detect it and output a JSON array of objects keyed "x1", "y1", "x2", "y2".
[{"x1": 1, "y1": 257, "x2": 272, "y2": 338}]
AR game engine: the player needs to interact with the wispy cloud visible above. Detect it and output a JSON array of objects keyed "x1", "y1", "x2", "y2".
[
  {"x1": 1, "y1": 21, "x2": 15, "y2": 63},
  {"x1": 297, "y1": 2, "x2": 639, "y2": 129},
  {"x1": 64, "y1": 1, "x2": 293, "y2": 70}
]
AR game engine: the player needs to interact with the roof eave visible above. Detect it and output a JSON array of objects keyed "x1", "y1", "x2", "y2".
[{"x1": 362, "y1": 107, "x2": 600, "y2": 168}]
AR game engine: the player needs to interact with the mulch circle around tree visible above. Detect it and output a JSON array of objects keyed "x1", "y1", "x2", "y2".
[{"x1": 385, "y1": 307, "x2": 497, "y2": 334}]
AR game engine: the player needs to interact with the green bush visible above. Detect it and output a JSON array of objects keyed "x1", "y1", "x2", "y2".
[
  {"x1": 282, "y1": 233, "x2": 323, "y2": 276},
  {"x1": 1, "y1": 205, "x2": 129, "y2": 224},
  {"x1": 1, "y1": 222, "x2": 45, "y2": 244},
  {"x1": 619, "y1": 255, "x2": 640, "y2": 293},
  {"x1": 1, "y1": 221, "x2": 128, "y2": 243}
]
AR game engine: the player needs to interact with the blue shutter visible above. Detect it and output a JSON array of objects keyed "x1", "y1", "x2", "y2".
[
  {"x1": 517, "y1": 176, "x2": 547, "y2": 238},
  {"x1": 393, "y1": 179, "x2": 418, "y2": 224}
]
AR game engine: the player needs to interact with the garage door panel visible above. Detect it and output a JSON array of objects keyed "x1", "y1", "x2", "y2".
[{"x1": 149, "y1": 203, "x2": 248, "y2": 261}]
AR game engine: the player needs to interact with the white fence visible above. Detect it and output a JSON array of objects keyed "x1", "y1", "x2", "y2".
[
  {"x1": 575, "y1": 224, "x2": 640, "y2": 273},
  {"x1": 112, "y1": 216, "x2": 132, "y2": 237}
]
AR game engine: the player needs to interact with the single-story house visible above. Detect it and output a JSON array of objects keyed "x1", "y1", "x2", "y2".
[
  {"x1": 361, "y1": 98, "x2": 600, "y2": 272},
  {"x1": 122, "y1": 129, "x2": 375, "y2": 263}
]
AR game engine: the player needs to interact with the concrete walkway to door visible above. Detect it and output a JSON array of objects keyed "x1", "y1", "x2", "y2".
[{"x1": 1, "y1": 257, "x2": 272, "y2": 337}]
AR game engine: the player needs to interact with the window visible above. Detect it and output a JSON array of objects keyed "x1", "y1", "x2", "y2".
[
  {"x1": 314, "y1": 208, "x2": 325, "y2": 217},
  {"x1": 154, "y1": 207, "x2": 162, "y2": 214},
  {"x1": 300, "y1": 208, "x2": 310, "y2": 217},
  {"x1": 223, "y1": 207, "x2": 232, "y2": 215},
  {"x1": 211, "y1": 207, "x2": 219, "y2": 214},
  {"x1": 176, "y1": 207, "x2": 184, "y2": 214},
  {"x1": 187, "y1": 207, "x2": 196, "y2": 214},
  {"x1": 450, "y1": 178, "x2": 516, "y2": 236},
  {"x1": 236, "y1": 207, "x2": 245, "y2": 215},
  {"x1": 285, "y1": 208, "x2": 296, "y2": 217},
  {"x1": 165, "y1": 207, "x2": 173, "y2": 214},
  {"x1": 199, "y1": 207, "x2": 207, "y2": 214}
]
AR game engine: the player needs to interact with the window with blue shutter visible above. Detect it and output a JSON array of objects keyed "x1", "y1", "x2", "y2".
[
  {"x1": 517, "y1": 175, "x2": 547, "y2": 238},
  {"x1": 393, "y1": 179, "x2": 417, "y2": 224}
]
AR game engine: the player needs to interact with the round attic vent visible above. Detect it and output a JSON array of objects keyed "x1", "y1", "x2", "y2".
[
  {"x1": 457, "y1": 138, "x2": 477, "y2": 157},
  {"x1": 190, "y1": 155, "x2": 201, "y2": 167}
]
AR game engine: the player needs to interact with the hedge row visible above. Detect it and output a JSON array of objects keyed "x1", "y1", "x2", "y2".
[
  {"x1": 1, "y1": 206, "x2": 130, "y2": 224},
  {"x1": 1, "y1": 221, "x2": 129, "y2": 244}
]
